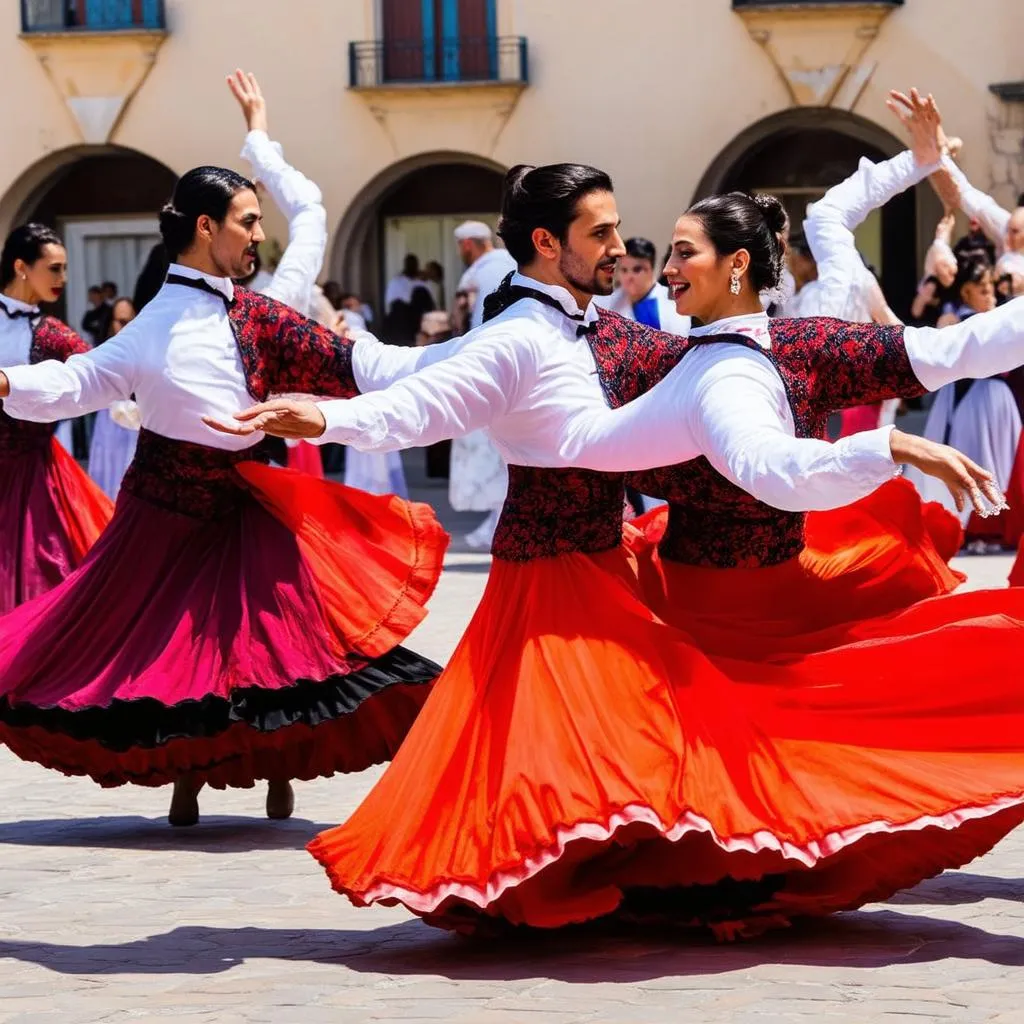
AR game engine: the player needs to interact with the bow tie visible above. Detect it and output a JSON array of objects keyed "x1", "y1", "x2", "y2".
[
  {"x1": 166, "y1": 273, "x2": 234, "y2": 308},
  {"x1": 0, "y1": 299, "x2": 38, "y2": 320},
  {"x1": 577, "y1": 321, "x2": 597, "y2": 338}
]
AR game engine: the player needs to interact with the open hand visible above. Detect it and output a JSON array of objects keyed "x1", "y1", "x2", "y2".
[
  {"x1": 890, "y1": 429, "x2": 1007, "y2": 516},
  {"x1": 887, "y1": 88, "x2": 942, "y2": 167},
  {"x1": 203, "y1": 398, "x2": 326, "y2": 439},
  {"x1": 227, "y1": 69, "x2": 268, "y2": 134}
]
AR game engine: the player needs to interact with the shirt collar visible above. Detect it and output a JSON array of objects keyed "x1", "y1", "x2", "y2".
[
  {"x1": 0, "y1": 294, "x2": 40, "y2": 316},
  {"x1": 512, "y1": 272, "x2": 600, "y2": 327},
  {"x1": 166, "y1": 262, "x2": 235, "y2": 304},
  {"x1": 690, "y1": 311, "x2": 771, "y2": 350}
]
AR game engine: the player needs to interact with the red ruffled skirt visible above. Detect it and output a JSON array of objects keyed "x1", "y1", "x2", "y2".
[
  {"x1": 308, "y1": 538, "x2": 1024, "y2": 936},
  {"x1": 0, "y1": 436, "x2": 113, "y2": 614},
  {"x1": 0, "y1": 436, "x2": 447, "y2": 789},
  {"x1": 628, "y1": 478, "x2": 964, "y2": 657}
]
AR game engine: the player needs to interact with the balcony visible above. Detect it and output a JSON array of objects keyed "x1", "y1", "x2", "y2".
[
  {"x1": 20, "y1": 0, "x2": 166, "y2": 33},
  {"x1": 349, "y1": 36, "x2": 528, "y2": 90}
]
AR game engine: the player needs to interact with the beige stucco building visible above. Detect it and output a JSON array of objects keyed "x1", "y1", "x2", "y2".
[{"x1": 3, "y1": 0, "x2": 1021, "y2": 330}]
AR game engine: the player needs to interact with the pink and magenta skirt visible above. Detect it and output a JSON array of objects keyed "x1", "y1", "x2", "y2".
[
  {"x1": 0, "y1": 429, "x2": 113, "y2": 615},
  {"x1": 0, "y1": 430, "x2": 448, "y2": 788}
]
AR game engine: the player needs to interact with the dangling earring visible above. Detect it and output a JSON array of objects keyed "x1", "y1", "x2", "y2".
[{"x1": 729, "y1": 270, "x2": 741, "y2": 295}]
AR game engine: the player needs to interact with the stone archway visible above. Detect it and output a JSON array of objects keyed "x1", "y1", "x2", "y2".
[
  {"x1": 1, "y1": 147, "x2": 177, "y2": 327},
  {"x1": 694, "y1": 108, "x2": 941, "y2": 316},
  {"x1": 329, "y1": 151, "x2": 506, "y2": 315}
]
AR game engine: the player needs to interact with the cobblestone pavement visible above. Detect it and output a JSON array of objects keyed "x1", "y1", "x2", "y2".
[{"x1": 0, "y1": 516, "x2": 1019, "y2": 1022}]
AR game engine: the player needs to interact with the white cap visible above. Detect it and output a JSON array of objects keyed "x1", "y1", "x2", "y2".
[{"x1": 454, "y1": 220, "x2": 493, "y2": 242}]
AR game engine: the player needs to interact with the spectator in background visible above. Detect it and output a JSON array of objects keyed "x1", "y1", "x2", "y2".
[
  {"x1": 80, "y1": 285, "x2": 112, "y2": 345},
  {"x1": 910, "y1": 212, "x2": 958, "y2": 328},
  {"x1": 454, "y1": 221, "x2": 515, "y2": 330},
  {"x1": 414, "y1": 310, "x2": 455, "y2": 479},
  {"x1": 422, "y1": 260, "x2": 445, "y2": 310},
  {"x1": 384, "y1": 253, "x2": 434, "y2": 344},
  {"x1": 101, "y1": 281, "x2": 118, "y2": 305}
]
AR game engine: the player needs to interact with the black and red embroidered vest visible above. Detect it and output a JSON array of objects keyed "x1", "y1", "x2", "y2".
[
  {"x1": 121, "y1": 286, "x2": 359, "y2": 518},
  {"x1": 483, "y1": 276, "x2": 694, "y2": 562},
  {"x1": 0, "y1": 316, "x2": 89, "y2": 457},
  {"x1": 620, "y1": 317, "x2": 925, "y2": 568}
]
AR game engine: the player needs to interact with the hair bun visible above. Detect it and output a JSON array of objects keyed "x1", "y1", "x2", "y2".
[
  {"x1": 503, "y1": 164, "x2": 535, "y2": 199},
  {"x1": 751, "y1": 193, "x2": 788, "y2": 236}
]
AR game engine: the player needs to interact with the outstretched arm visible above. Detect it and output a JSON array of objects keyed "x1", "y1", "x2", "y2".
[
  {"x1": 0, "y1": 331, "x2": 135, "y2": 420},
  {"x1": 207, "y1": 327, "x2": 538, "y2": 451}
]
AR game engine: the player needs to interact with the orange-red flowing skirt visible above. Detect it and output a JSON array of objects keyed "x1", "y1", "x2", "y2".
[
  {"x1": 308, "y1": 537, "x2": 1024, "y2": 937},
  {"x1": 629, "y1": 478, "x2": 964, "y2": 657}
]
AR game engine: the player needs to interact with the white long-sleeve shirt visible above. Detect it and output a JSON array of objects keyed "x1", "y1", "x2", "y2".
[
  {"x1": 312, "y1": 277, "x2": 898, "y2": 511},
  {"x1": 804, "y1": 149, "x2": 939, "y2": 323},
  {"x1": 0, "y1": 295, "x2": 39, "y2": 369},
  {"x1": 241, "y1": 130, "x2": 327, "y2": 317},
  {"x1": 943, "y1": 159, "x2": 1012, "y2": 255},
  {"x1": 315, "y1": 284, "x2": 1024, "y2": 512}
]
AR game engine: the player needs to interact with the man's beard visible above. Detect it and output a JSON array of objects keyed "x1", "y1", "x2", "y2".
[{"x1": 559, "y1": 249, "x2": 614, "y2": 298}]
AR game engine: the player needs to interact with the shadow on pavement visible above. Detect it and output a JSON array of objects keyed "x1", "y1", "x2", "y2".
[
  {"x1": 3, "y1": 904, "x2": 1024, "y2": 981},
  {"x1": 0, "y1": 814, "x2": 327, "y2": 853}
]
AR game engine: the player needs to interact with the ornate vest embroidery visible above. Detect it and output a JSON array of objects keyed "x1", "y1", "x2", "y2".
[
  {"x1": 0, "y1": 316, "x2": 89, "y2": 457},
  {"x1": 627, "y1": 317, "x2": 923, "y2": 569}
]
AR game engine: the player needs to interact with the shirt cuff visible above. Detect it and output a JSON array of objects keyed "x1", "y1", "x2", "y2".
[
  {"x1": 313, "y1": 397, "x2": 388, "y2": 448},
  {"x1": 835, "y1": 424, "x2": 900, "y2": 479},
  {"x1": 240, "y1": 129, "x2": 284, "y2": 167},
  {"x1": 1, "y1": 364, "x2": 42, "y2": 418}
]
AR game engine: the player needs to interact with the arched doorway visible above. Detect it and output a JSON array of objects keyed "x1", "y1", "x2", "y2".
[
  {"x1": 331, "y1": 153, "x2": 506, "y2": 323},
  {"x1": 695, "y1": 109, "x2": 941, "y2": 317},
  {"x1": 5, "y1": 147, "x2": 176, "y2": 329}
]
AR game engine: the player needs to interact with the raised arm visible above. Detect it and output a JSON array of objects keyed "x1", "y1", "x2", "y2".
[
  {"x1": 0, "y1": 329, "x2": 135, "y2": 421},
  {"x1": 941, "y1": 158, "x2": 1012, "y2": 249},
  {"x1": 805, "y1": 89, "x2": 943, "y2": 320},
  {"x1": 229, "y1": 70, "x2": 327, "y2": 314}
]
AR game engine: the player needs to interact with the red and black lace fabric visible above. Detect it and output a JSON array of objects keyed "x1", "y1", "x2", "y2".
[
  {"x1": 483, "y1": 280, "x2": 637, "y2": 561},
  {"x1": 120, "y1": 430, "x2": 273, "y2": 518},
  {"x1": 625, "y1": 317, "x2": 923, "y2": 569},
  {"x1": 0, "y1": 316, "x2": 90, "y2": 456},
  {"x1": 227, "y1": 287, "x2": 359, "y2": 401}
]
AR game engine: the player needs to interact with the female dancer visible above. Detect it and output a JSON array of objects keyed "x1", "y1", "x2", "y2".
[
  {"x1": 86, "y1": 296, "x2": 140, "y2": 498},
  {"x1": 0, "y1": 165, "x2": 447, "y2": 827},
  {"x1": 214, "y1": 160, "x2": 1024, "y2": 938},
  {"x1": 0, "y1": 224, "x2": 113, "y2": 613}
]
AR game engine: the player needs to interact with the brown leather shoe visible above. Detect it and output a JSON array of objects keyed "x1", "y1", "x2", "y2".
[
  {"x1": 168, "y1": 776, "x2": 203, "y2": 827},
  {"x1": 266, "y1": 780, "x2": 295, "y2": 820}
]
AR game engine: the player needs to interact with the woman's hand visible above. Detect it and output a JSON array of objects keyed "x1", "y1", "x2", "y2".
[
  {"x1": 203, "y1": 398, "x2": 326, "y2": 439},
  {"x1": 227, "y1": 69, "x2": 268, "y2": 134},
  {"x1": 887, "y1": 88, "x2": 942, "y2": 167},
  {"x1": 0, "y1": 371, "x2": 9, "y2": 399},
  {"x1": 889, "y1": 428, "x2": 1007, "y2": 516}
]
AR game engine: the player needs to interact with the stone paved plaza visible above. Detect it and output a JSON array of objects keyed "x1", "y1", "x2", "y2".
[{"x1": 0, "y1": 504, "x2": 1020, "y2": 1023}]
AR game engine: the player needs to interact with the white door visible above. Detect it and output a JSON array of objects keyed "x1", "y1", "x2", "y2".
[
  {"x1": 61, "y1": 217, "x2": 161, "y2": 337},
  {"x1": 383, "y1": 213, "x2": 503, "y2": 310}
]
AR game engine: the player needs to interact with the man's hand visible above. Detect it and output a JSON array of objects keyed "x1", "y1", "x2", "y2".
[
  {"x1": 203, "y1": 398, "x2": 326, "y2": 439},
  {"x1": 890, "y1": 428, "x2": 1007, "y2": 516},
  {"x1": 227, "y1": 69, "x2": 268, "y2": 134},
  {"x1": 887, "y1": 88, "x2": 942, "y2": 167}
]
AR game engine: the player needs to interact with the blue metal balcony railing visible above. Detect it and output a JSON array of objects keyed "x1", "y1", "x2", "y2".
[
  {"x1": 21, "y1": 0, "x2": 166, "y2": 33},
  {"x1": 349, "y1": 36, "x2": 528, "y2": 88}
]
